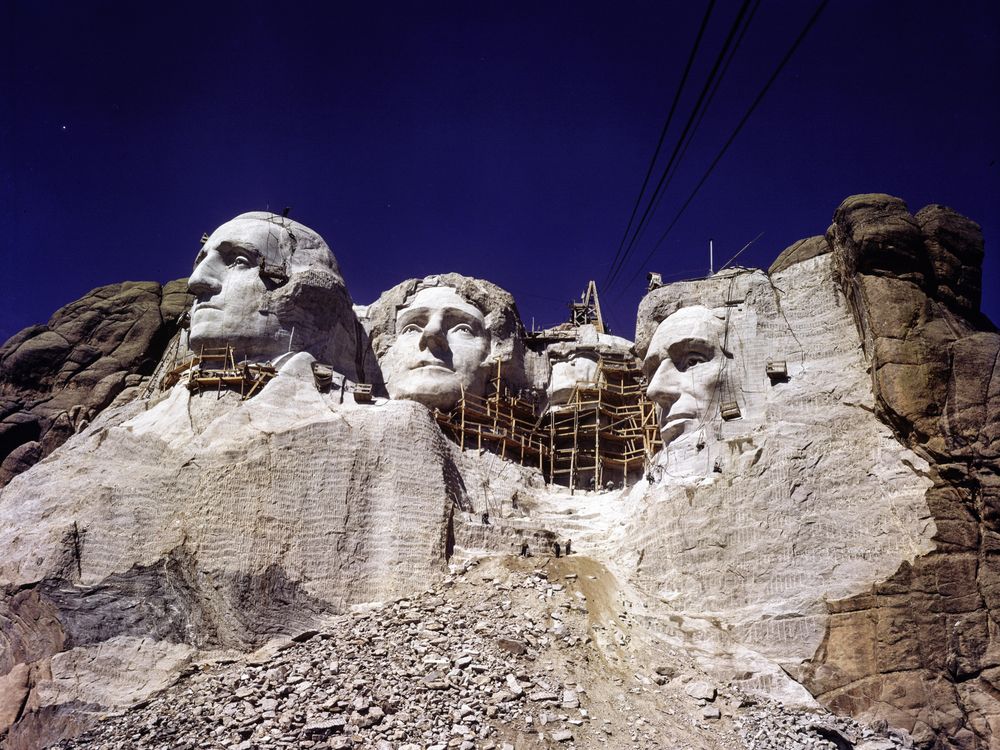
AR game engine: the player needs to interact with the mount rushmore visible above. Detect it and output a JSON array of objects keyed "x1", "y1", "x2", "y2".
[{"x1": 0, "y1": 194, "x2": 996, "y2": 749}]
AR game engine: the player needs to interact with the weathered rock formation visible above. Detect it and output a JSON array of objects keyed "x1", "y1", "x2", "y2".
[
  {"x1": 0, "y1": 373, "x2": 462, "y2": 748},
  {"x1": 801, "y1": 195, "x2": 999, "y2": 748},
  {"x1": 0, "y1": 280, "x2": 191, "y2": 486}
]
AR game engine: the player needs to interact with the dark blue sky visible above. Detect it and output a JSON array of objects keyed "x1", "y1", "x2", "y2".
[{"x1": 3, "y1": 1, "x2": 998, "y2": 342}]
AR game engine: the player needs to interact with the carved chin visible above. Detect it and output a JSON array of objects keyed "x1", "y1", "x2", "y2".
[
  {"x1": 188, "y1": 318, "x2": 225, "y2": 346},
  {"x1": 659, "y1": 416, "x2": 698, "y2": 446},
  {"x1": 389, "y1": 368, "x2": 465, "y2": 411}
]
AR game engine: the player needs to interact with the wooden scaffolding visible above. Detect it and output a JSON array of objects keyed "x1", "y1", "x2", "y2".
[
  {"x1": 433, "y1": 356, "x2": 661, "y2": 489},
  {"x1": 542, "y1": 352, "x2": 660, "y2": 489},
  {"x1": 161, "y1": 345, "x2": 277, "y2": 399},
  {"x1": 433, "y1": 362, "x2": 549, "y2": 471}
]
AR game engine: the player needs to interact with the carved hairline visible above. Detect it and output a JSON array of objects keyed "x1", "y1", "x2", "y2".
[
  {"x1": 638, "y1": 305, "x2": 731, "y2": 360},
  {"x1": 224, "y1": 212, "x2": 346, "y2": 289}
]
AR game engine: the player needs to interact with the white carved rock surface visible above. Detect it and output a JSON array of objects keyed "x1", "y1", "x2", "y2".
[
  {"x1": 617, "y1": 256, "x2": 936, "y2": 689},
  {"x1": 0, "y1": 194, "x2": 995, "y2": 750},
  {"x1": 0, "y1": 364, "x2": 458, "y2": 745}
]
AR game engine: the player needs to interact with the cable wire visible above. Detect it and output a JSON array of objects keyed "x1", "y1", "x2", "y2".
[
  {"x1": 661, "y1": 0, "x2": 762, "y2": 213},
  {"x1": 619, "y1": 0, "x2": 760, "y2": 278},
  {"x1": 603, "y1": 0, "x2": 717, "y2": 289},
  {"x1": 615, "y1": 0, "x2": 830, "y2": 296},
  {"x1": 606, "y1": 0, "x2": 754, "y2": 291}
]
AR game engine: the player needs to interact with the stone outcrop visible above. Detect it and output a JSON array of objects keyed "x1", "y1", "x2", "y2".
[
  {"x1": 799, "y1": 194, "x2": 999, "y2": 748},
  {"x1": 623, "y1": 257, "x2": 938, "y2": 719},
  {"x1": 767, "y1": 235, "x2": 831, "y2": 275},
  {"x1": 0, "y1": 280, "x2": 191, "y2": 486}
]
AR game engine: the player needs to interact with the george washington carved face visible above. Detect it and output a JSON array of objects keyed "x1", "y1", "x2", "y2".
[{"x1": 187, "y1": 212, "x2": 353, "y2": 367}]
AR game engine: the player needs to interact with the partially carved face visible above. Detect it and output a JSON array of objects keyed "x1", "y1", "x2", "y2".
[
  {"x1": 382, "y1": 286, "x2": 490, "y2": 410},
  {"x1": 643, "y1": 306, "x2": 725, "y2": 446},
  {"x1": 547, "y1": 352, "x2": 599, "y2": 405}
]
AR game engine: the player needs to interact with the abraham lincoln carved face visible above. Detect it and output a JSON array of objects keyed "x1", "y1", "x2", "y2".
[{"x1": 643, "y1": 306, "x2": 726, "y2": 446}]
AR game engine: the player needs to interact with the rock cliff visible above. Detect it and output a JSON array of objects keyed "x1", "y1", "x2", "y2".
[{"x1": 802, "y1": 195, "x2": 999, "y2": 747}]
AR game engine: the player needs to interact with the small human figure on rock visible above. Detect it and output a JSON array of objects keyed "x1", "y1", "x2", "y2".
[
  {"x1": 520, "y1": 541, "x2": 530, "y2": 557},
  {"x1": 565, "y1": 539, "x2": 572, "y2": 555},
  {"x1": 482, "y1": 512, "x2": 490, "y2": 525},
  {"x1": 553, "y1": 541, "x2": 561, "y2": 558}
]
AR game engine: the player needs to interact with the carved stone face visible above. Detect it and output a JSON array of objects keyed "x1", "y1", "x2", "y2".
[
  {"x1": 643, "y1": 306, "x2": 725, "y2": 446},
  {"x1": 188, "y1": 219, "x2": 284, "y2": 360},
  {"x1": 381, "y1": 286, "x2": 490, "y2": 410},
  {"x1": 547, "y1": 352, "x2": 599, "y2": 405},
  {"x1": 186, "y1": 213, "x2": 352, "y2": 369}
]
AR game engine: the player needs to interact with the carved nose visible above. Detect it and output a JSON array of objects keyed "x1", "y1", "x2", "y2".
[
  {"x1": 188, "y1": 259, "x2": 222, "y2": 297},
  {"x1": 418, "y1": 316, "x2": 448, "y2": 352},
  {"x1": 646, "y1": 361, "x2": 681, "y2": 409}
]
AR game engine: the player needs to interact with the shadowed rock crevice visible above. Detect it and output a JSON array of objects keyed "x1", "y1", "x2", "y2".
[
  {"x1": 39, "y1": 550, "x2": 331, "y2": 655},
  {"x1": 2, "y1": 701, "x2": 100, "y2": 750},
  {"x1": 1, "y1": 549, "x2": 334, "y2": 674}
]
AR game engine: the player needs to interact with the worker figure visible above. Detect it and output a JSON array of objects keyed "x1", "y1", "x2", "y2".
[
  {"x1": 482, "y1": 512, "x2": 490, "y2": 525},
  {"x1": 565, "y1": 539, "x2": 572, "y2": 555},
  {"x1": 520, "y1": 541, "x2": 530, "y2": 557},
  {"x1": 553, "y1": 541, "x2": 561, "y2": 558}
]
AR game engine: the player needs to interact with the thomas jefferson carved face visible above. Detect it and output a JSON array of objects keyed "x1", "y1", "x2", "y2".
[
  {"x1": 381, "y1": 286, "x2": 490, "y2": 410},
  {"x1": 643, "y1": 306, "x2": 726, "y2": 446},
  {"x1": 186, "y1": 213, "x2": 351, "y2": 367}
]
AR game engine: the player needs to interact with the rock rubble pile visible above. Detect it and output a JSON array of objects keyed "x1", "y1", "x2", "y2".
[{"x1": 54, "y1": 556, "x2": 912, "y2": 750}]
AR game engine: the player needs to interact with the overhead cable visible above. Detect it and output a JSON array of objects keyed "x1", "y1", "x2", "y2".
[
  {"x1": 666, "y1": 0, "x2": 762, "y2": 203},
  {"x1": 615, "y1": 0, "x2": 760, "y2": 282},
  {"x1": 606, "y1": 0, "x2": 754, "y2": 291},
  {"x1": 602, "y1": 0, "x2": 717, "y2": 290},
  {"x1": 615, "y1": 0, "x2": 830, "y2": 296}
]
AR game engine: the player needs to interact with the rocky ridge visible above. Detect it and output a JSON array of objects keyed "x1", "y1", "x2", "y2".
[
  {"x1": 803, "y1": 195, "x2": 1000, "y2": 747},
  {"x1": 0, "y1": 193, "x2": 995, "y2": 749},
  {"x1": 0, "y1": 280, "x2": 191, "y2": 486}
]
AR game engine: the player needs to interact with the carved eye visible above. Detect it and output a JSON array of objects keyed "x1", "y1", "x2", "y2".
[
  {"x1": 682, "y1": 353, "x2": 707, "y2": 369},
  {"x1": 228, "y1": 255, "x2": 253, "y2": 269},
  {"x1": 451, "y1": 323, "x2": 475, "y2": 335},
  {"x1": 400, "y1": 323, "x2": 422, "y2": 335}
]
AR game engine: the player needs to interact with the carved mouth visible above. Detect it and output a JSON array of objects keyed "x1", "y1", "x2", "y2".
[{"x1": 410, "y1": 364, "x2": 453, "y2": 374}]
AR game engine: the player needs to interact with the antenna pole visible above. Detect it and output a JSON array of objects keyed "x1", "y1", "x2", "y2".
[{"x1": 709, "y1": 239, "x2": 714, "y2": 276}]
